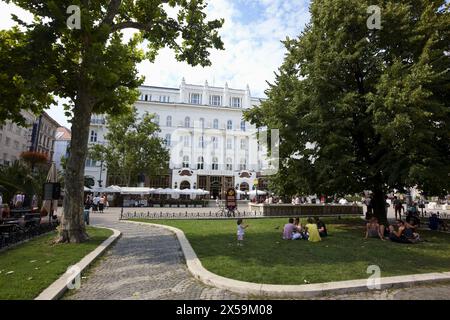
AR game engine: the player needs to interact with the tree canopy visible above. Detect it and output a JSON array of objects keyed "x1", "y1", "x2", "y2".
[
  {"x1": 245, "y1": 0, "x2": 450, "y2": 222},
  {"x1": 90, "y1": 108, "x2": 170, "y2": 187},
  {"x1": 0, "y1": 0, "x2": 224, "y2": 242}
]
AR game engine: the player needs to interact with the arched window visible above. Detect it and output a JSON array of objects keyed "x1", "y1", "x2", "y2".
[
  {"x1": 199, "y1": 118, "x2": 205, "y2": 128},
  {"x1": 226, "y1": 158, "x2": 233, "y2": 171},
  {"x1": 240, "y1": 120, "x2": 246, "y2": 132},
  {"x1": 184, "y1": 116, "x2": 190, "y2": 128},
  {"x1": 165, "y1": 134, "x2": 171, "y2": 147},
  {"x1": 213, "y1": 119, "x2": 219, "y2": 129},
  {"x1": 227, "y1": 138, "x2": 233, "y2": 150},
  {"x1": 239, "y1": 158, "x2": 246, "y2": 170},
  {"x1": 182, "y1": 156, "x2": 190, "y2": 168},
  {"x1": 180, "y1": 181, "x2": 191, "y2": 190},
  {"x1": 197, "y1": 156, "x2": 204, "y2": 170},
  {"x1": 183, "y1": 136, "x2": 190, "y2": 147},
  {"x1": 227, "y1": 120, "x2": 233, "y2": 130},
  {"x1": 212, "y1": 157, "x2": 219, "y2": 170},
  {"x1": 166, "y1": 116, "x2": 172, "y2": 127}
]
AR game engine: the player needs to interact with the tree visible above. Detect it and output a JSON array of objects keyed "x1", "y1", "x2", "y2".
[
  {"x1": 90, "y1": 108, "x2": 169, "y2": 186},
  {"x1": 245, "y1": 0, "x2": 449, "y2": 224},
  {"x1": 0, "y1": 0, "x2": 224, "y2": 242}
]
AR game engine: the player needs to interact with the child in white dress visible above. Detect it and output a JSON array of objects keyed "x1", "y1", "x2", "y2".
[{"x1": 237, "y1": 218, "x2": 249, "y2": 246}]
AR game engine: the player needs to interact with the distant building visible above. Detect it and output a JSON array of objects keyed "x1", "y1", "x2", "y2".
[
  {"x1": 0, "y1": 110, "x2": 36, "y2": 166},
  {"x1": 85, "y1": 79, "x2": 270, "y2": 198},
  {"x1": 30, "y1": 112, "x2": 60, "y2": 162},
  {"x1": 53, "y1": 127, "x2": 71, "y2": 171}
]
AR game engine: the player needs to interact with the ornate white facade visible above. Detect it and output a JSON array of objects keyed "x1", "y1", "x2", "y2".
[{"x1": 85, "y1": 79, "x2": 268, "y2": 198}]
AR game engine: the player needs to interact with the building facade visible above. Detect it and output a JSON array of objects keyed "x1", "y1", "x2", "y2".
[
  {"x1": 30, "y1": 112, "x2": 59, "y2": 161},
  {"x1": 85, "y1": 79, "x2": 269, "y2": 198},
  {"x1": 0, "y1": 110, "x2": 36, "y2": 165},
  {"x1": 53, "y1": 127, "x2": 71, "y2": 171}
]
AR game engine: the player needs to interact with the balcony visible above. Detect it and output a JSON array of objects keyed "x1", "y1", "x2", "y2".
[{"x1": 90, "y1": 118, "x2": 106, "y2": 125}]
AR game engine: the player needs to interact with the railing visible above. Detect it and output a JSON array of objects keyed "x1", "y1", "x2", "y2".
[
  {"x1": 0, "y1": 220, "x2": 59, "y2": 250},
  {"x1": 119, "y1": 209, "x2": 261, "y2": 220}
]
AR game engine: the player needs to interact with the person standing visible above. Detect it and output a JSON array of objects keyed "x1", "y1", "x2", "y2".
[
  {"x1": 236, "y1": 218, "x2": 249, "y2": 246},
  {"x1": 98, "y1": 194, "x2": 105, "y2": 213},
  {"x1": 393, "y1": 196, "x2": 404, "y2": 220}
]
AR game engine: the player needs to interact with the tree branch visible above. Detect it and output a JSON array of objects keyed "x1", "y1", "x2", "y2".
[{"x1": 101, "y1": 0, "x2": 122, "y2": 27}]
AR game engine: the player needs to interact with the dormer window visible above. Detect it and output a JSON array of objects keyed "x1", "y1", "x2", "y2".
[
  {"x1": 231, "y1": 97, "x2": 241, "y2": 108},
  {"x1": 209, "y1": 95, "x2": 221, "y2": 106},
  {"x1": 190, "y1": 93, "x2": 201, "y2": 104}
]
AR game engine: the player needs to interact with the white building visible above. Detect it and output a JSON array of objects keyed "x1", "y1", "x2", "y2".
[
  {"x1": 85, "y1": 79, "x2": 269, "y2": 198},
  {"x1": 53, "y1": 127, "x2": 71, "y2": 171}
]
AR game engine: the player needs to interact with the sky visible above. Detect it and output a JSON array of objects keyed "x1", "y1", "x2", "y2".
[{"x1": 0, "y1": 0, "x2": 311, "y2": 128}]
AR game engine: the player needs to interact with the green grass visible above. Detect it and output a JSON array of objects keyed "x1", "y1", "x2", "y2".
[
  {"x1": 133, "y1": 218, "x2": 450, "y2": 285},
  {"x1": 0, "y1": 226, "x2": 112, "y2": 299}
]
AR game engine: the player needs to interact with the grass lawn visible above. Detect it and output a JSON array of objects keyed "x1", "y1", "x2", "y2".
[
  {"x1": 133, "y1": 218, "x2": 450, "y2": 285},
  {"x1": 0, "y1": 226, "x2": 112, "y2": 299}
]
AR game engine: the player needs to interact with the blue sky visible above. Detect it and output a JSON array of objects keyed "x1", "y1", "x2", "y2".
[{"x1": 0, "y1": 0, "x2": 311, "y2": 128}]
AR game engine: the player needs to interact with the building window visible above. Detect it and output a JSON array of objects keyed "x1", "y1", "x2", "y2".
[
  {"x1": 239, "y1": 159, "x2": 247, "y2": 170},
  {"x1": 166, "y1": 116, "x2": 172, "y2": 127},
  {"x1": 14, "y1": 141, "x2": 19, "y2": 150},
  {"x1": 198, "y1": 136, "x2": 204, "y2": 148},
  {"x1": 85, "y1": 158, "x2": 97, "y2": 167},
  {"x1": 184, "y1": 117, "x2": 190, "y2": 128},
  {"x1": 190, "y1": 93, "x2": 201, "y2": 104},
  {"x1": 5, "y1": 137, "x2": 10, "y2": 146},
  {"x1": 240, "y1": 121, "x2": 246, "y2": 132},
  {"x1": 197, "y1": 156, "x2": 204, "y2": 170},
  {"x1": 159, "y1": 95, "x2": 169, "y2": 102},
  {"x1": 231, "y1": 97, "x2": 241, "y2": 108},
  {"x1": 90, "y1": 130, "x2": 97, "y2": 142},
  {"x1": 227, "y1": 120, "x2": 232, "y2": 130},
  {"x1": 227, "y1": 138, "x2": 232, "y2": 150},
  {"x1": 199, "y1": 118, "x2": 205, "y2": 129},
  {"x1": 213, "y1": 119, "x2": 219, "y2": 129},
  {"x1": 144, "y1": 94, "x2": 149, "y2": 101},
  {"x1": 240, "y1": 139, "x2": 247, "y2": 150},
  {"x1": 226, "y1": 158, "x2": 233, "y2": 171},
  {"x1": 165, "y1": 134, "x2": 171, "y2": 147},
  {"x1": 183, "y1": 136, "x2": 190, "y2": 147},
  {"x1": 209, "y1": 95, "x2": 221, "y2": 106},
  {"x1": 154, "y1": 114, "x2": 160, "y2": 125},
  {"x1": 212, "y1": 157, "x2": 219, "y2": 170},
  {"x1": 212, "y1": 136, "x2": 218, "y2": 149},
  {"x1": 182, "y1": 156, "x2": 190, "y2": 168}
]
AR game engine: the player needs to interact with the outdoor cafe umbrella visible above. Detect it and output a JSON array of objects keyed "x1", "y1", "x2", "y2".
[{"x1": 41, "y1": 162, "x2": 58, "y2": 218}]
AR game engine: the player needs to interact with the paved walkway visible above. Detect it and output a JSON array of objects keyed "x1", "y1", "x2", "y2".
[
  {"x1": 65, "y1": 211, "x2": 450, "y2": 300},
  {"x1": 65, "y1": 213, "x2": 243, "y2": 300}
]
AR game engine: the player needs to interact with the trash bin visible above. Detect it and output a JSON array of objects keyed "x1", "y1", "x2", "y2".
[{"x1": 83, "y1": 209, "x2": 90, "y2": 225}]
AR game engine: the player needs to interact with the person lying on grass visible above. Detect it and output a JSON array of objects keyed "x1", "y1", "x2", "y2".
[
  {"x1": 365, "y1": 217, "x2": 385, "y2": 241},
  {"x1": 305, "y1": 217, "x2": 321, "y2": 242},
  {"x1": 388, "y1": 220, "x2": 420, "y2": 244}
]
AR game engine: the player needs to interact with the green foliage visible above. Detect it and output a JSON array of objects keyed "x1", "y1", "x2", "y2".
[
  {"x1": 89, "y1": 107, "x2": 169, "y2": 186},
  {"x1": 0, "y1": 226, "x2": 112, "y2": 299},
  {"x1": 245, "y1": 0, "x2": 450, "y2": 200},
  {"x1": 136, "y1": 218, "x2": 450, "y2": 284}
]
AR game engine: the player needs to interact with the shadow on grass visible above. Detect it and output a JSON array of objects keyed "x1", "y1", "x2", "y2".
[{"x1": 131, "y1": 218, "x2": 450, "y2": 284}]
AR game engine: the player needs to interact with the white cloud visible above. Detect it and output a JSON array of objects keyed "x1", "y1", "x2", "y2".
[{"x1": 0, "y1": 0, "x2": 311, "y2": 127}]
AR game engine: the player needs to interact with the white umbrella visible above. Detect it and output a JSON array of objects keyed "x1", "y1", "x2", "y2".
[
  {"x1": 249, "y1": 190, "x2": 267, "y2": 195},
  {"x1": 119, "y1": 187, "x2": 152, "y2": 195}
]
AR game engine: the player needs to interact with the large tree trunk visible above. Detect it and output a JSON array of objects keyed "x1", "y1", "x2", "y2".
[
  {"x1": 57, "y1": 89, "x2": 93, "y2": 243},
  {"x1": 371, "y1": 188, "x2": 388, "y2": 226}
]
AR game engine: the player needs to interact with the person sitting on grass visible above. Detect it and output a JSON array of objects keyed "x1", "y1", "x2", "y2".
[
  {"x1": 388, "y1": 220, "x2": 415, "y2": 244},
  {"x1": 365, "y1": 217, "x2": 385, "y2": 241},
  {"x1": 237, "y1": 218, "x2": 249, "y2": 246},
  {"x1": 283, "y1": 218, "x2": 297, "y2": 240},
  {"x1": 315, "y1": 217, "x2": 328, "y2": 237},
  {"x1": 305, "y1": 217, "x2": 321, "y2": 242},
  {"x1": 404, "y1": 221, "x2": 421, "y2": 243},
  {"x1": 429, "y1": 213, "x2": 448, "y2": 231}
]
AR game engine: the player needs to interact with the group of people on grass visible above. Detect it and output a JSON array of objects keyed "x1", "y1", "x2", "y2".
[{"x1": 282, "y1": 217, "x2": 327, "y2": 242}]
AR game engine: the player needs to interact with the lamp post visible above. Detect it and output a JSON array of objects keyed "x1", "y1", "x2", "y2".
[{"x1": 98, "y1": 160, "x2": 104, "y2": 188}]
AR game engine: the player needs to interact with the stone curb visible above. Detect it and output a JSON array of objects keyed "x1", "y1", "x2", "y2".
[
  {"x1": 123, "y1": 220, "x2": 450, "y2": 298},
  {"x1": 35, "y1": 226, "x2": 121, "y2": 300}
]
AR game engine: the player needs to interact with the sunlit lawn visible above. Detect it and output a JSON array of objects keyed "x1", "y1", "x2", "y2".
[
  {"x1": 0, "y1": 226, "x2": 112, "y2": 299},
  {"x1": 134, "y1": 218, "x2": 450, "y2": 284}
]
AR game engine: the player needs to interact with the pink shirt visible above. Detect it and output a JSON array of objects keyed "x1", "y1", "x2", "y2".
[{"x1": 283, "y1": 223, "x2": 296, "y2": 240}]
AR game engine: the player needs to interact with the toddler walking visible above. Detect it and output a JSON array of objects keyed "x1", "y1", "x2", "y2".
[{"x1": 237, "y1": 218, "x2": 249, "y2": 246}]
